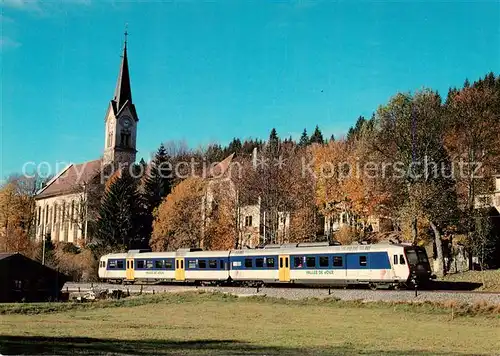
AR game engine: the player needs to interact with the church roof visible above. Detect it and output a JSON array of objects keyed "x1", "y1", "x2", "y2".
[{"x1": 35, "y1": 159, "x2": 102, "y2": 200}]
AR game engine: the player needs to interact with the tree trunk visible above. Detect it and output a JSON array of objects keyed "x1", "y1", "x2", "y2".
[
  {"x1": 429, "y1": 220, "x2": 445, "y2": 277},
  {"x1": 411, "y1": 217, "x2": 418, "y2": 245}
]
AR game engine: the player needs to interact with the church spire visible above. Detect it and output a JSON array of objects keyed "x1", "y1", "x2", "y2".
[{"x1": 113, "y1": 26, "x2": 132, "y2": 111}]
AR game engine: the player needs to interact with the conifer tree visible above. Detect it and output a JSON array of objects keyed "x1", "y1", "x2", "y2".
[
  {"x1": 299, "y1": 128, "x2": 309, "y2": 146},
  {"x1": 144, "y1": 143, "x2": 172, "y2": 209},
  {"x1": 309, "y1": 125, "x2": 324, "y2": 144},
  {"x1": 268, "y1": 128, "x2": 280, "y2": 156},
  {"x1": 96, "y1": 168, "x2": 143, "y2": 249},
  {"x1": 142, "y1": 144, "x2": 173, "y2": 240}
]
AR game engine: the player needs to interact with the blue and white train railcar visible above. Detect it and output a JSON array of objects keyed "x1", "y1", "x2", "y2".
[
  {"x1": 181, "y1": 250, "x2": 230, "y2": 282},
  {"x1": 98, "y1": 252, "x2": 127, "y2": 282},
  {"x1": 228, "y1": 243, "x2": 431, "y2": 287},
  {"x1": 98, "y1": 250, "x2": 177, "y2": 283},
  {"x1": 129, "y1": 251, "x2": 176, "y2": 281},
  {"x1": 285, "y1": 244, "x2": 409, "y2": 285},
  {"x1": 229, "y1": 249, "x2": 280, "y2": 282}
]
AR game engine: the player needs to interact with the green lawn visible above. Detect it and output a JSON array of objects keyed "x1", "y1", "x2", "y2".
[{"x1": 1, "y1": 292, "x2": 499, "y2": 355}]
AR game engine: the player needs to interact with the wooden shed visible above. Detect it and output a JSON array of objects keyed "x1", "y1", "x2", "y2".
[{"x1": 0, "y1": 253, "x2": 69, "y2": 302}]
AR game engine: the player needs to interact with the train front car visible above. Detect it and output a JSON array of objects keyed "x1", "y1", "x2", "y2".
[{"x1": 404, "y1": 246, "x2": 434, "y2": 286}]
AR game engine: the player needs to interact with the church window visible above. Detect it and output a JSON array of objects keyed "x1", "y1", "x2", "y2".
[
  {"x1": 53, "y1": 204, "x2": 57, "y2": 224},
  {"x1": 120, "y1": 132, "x2": 131, "y2": 147},
  {"x1": 62, "y1": 202, "x2": 66, "y2": 223},
  {"x1": 108, "y1": 131, "x2": 113, "y2": 148},
  {"x1": 71, "y1": 201, "x2": 75, "y2": 221}
]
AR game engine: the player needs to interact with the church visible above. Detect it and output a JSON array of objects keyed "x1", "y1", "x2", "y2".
[{"x1": 34, "y1": 36, "x2": 139, "y2": 244}]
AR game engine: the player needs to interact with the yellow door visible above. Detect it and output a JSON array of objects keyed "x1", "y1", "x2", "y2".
[
  {"x1": 126, "y1": 258, "x2": 134, "y2": 281},
  {"x1": 279, "y1": 255, "x2": 290, "y2": 282},
  {"x1": 175, "y1": 258, "x2": 185, "y2": 281}
]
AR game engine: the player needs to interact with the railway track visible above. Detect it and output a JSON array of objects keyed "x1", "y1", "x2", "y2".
[{"x1": 63, "y1": 282, "x2": 500, "y2": 305}]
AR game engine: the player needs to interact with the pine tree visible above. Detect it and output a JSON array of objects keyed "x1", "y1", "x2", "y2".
[
  {"x1": 96, "y1": 169, "x2": 143, "y2": 249},
  {"x1": 329, "y1": 134, "x2": 335, "y2": 142},
  {"x1": 268, "y1": 128, "x2": 280, "y2": 156},
  {"x1": 309, "y1": 125, "x2": 324, "y2": 144},
  {"x1": 142, "y1": 144, "x2": 173, "y2": 241},
  {"x1": 144, "y1": 144, "x2": 172, "y2": 209},
  {"x1": 299, "y1": 128, "x2": 309, "y2": 146},
  {"x1": 346, "y1": 116, "x2": 366, "y2": 141}
]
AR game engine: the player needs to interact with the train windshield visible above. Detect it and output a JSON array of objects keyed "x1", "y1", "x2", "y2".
[{"x1": 405, "y1": 247, "x2": 429, "y2": 265}]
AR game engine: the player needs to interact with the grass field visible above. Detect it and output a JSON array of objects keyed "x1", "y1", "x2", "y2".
[
  {"x1": 441, "y1": 269, "x2": 500, "y2": 292},
  {"x1": 0, "y1": 292, "x2": 499, "y2": 355}
]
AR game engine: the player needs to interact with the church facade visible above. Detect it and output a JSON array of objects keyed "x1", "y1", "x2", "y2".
[{"x1": 34, "y1": 38, "x2": 139, "y2": 244}]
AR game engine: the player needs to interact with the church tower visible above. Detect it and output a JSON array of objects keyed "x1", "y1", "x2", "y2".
[{"x1": 103, "y1": 32, "x2": 138, "y2": 167}]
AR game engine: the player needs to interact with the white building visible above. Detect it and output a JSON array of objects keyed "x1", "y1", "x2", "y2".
[
  {"x1": 34, "y1": 36, "x2": 140, "y2": 244},
  {"x1": 475, "y1": 175, "x2": 500, "y2": 212}
]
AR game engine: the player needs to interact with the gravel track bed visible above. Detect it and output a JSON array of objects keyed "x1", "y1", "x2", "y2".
[{"x1": 64, "y1": 282, "x2": 500, "y2": 305}]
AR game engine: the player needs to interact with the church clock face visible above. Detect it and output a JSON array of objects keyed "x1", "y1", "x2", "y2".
[{"x1": 122, "y1": 117, "x2": 132, "y2": 129}]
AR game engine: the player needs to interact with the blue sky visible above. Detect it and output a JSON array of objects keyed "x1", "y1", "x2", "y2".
[{"x1": 1, "y1": 1, "x2": 499, "y2": 179}]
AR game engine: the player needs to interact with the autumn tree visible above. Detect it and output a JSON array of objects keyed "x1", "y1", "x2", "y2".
[
  {"x1": 150, "y1": 177, "x2": 206, "y2": 251},
  {"x1": 372, "y1": 90, "x2": 458, "y2": 275},
  {"x1": 445, "y1": 83, "x2": 500, "y2": 265},
  {"x1": 0, "y1": 174, "x2": 46, "y2": 256}
]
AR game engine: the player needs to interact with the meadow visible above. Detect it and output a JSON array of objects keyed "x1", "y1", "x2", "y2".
[{"x1": 0, "y1": 292, "x2": 499, "y2": 355}]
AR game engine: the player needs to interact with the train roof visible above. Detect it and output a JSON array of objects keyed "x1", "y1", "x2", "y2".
[{"x1": 101, "y1": 243, "x2": 418, "y2": 259}]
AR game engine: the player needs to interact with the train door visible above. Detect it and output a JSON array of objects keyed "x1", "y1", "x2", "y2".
[
  {"x1": 175, "y1": 257, "x2": 185, "y2": 281},
  {"x1": 126, "y1": 258, "x2": 134, "y2": 281},
  {"x1": 279, "y1": 255, "x2": 290, "y2": 282}
]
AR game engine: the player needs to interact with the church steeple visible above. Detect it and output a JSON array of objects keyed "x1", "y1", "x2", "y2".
[
  {"x1": 103, "y1": 28, "x2": 139, "y2": 168},
  {"x1": 113, "y1": 29, "x2": 132, "y2": 112}
]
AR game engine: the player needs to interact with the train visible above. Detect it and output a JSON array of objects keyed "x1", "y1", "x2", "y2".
[{"x1": 98, "y1": 242, "x2": 435, "y2": 289}]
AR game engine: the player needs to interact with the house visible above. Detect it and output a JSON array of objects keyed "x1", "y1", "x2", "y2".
[
  {"x1": 474, "y1": 174, "x2": 500, "y2": 212},
  {"x1": 201, "y1": 151, "x2": 291, "y2": 248},
  {"x1": 0, "y1": 253, "x2": 68, "y2": 302},
  {"x1": 34, "y1": 34, "x2": 140, "y2": 244}
]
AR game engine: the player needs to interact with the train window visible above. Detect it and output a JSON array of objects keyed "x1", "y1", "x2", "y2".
[
  {"x1": 393, "y1": 255, "x2": 398, "y2": 265},
  {"x1": 279, "y1": 258, "x2": 283, "y2": 268},
  {"x1": 359, "y1": 256, "x2": 367, "y2": 267},
  {"x1": 232, "y1": 261, "x2": 241, "y2": 267},
  {"x1": 181, "y1": 260, "x2": 184, "y2": 269},
  {"x1": 294, "y1": 257, "x2": 303, "y2": 268},
  {"x1": 117, "y1": 260, "x2": 124, "y2": 269},
  {"x1": 146, "y1": 260, "x2": 154, "y2": 269},
  {"x1": 130, "y1": 260, "x2": 134, "y2": 269},
  {"x1": 285, "y1": 258, "x2": 288, "y2": 268},
  {"x1": 188, "y1": 260, "x2": 196, "y2": 269},
  {"x1": 220, "y1": 260, "x2": 225, "y2": 270},
  {"x1": 333, "y1": 256, "x2": 343, "y2": 267},
  {"x1": 255, "y1": 258, "x2": 264, "y2": 268},
  {"x1": 137, "y1": 260, "x2": 145, "y2": 269},
  {"x1": 155, "y1": 260, "x2": 164, "y2": 269},
  {"x1": 109, "y1": 260, "x2": 117, "y2": 269},
  {"x1": 266, "y1": 257, "x2": 275, "y2": 267},
  {"x1": 245, "y1": 258, "x2": 253, "y2": 268},
  {"x1": 209, "y1": 260, "x2": 217, "y2": 268},
  {"x1": 199, "y1": 260, "x2": 207, "y2": 269},
  {"x1": 165, "y1": 260, "x2": 173, "y2": 269},
  {"x1": 319, "y1": 256, "x2": 329, "y2": 267},
  {"x1": 306, "y1": 257, "x2": 316, "y2": 268},
  {"x1": 399, "y1": 255, "x2": 406, "y2": 265}
]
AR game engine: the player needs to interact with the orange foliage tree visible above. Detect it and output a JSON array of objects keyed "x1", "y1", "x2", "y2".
[{"x1": 150, "y1": 177, "x2": 206, "y2": 251}]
